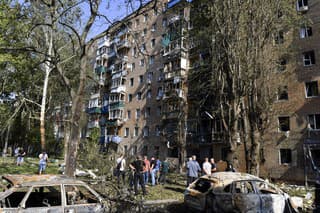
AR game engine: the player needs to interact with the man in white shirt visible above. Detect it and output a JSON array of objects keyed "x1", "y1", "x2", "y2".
[
  {"x1": 202, "y1": 157, "x2": 212, "y2": 175},
  {"x1": 116, "y1": 154, "x2": 126, "y2": 185}
]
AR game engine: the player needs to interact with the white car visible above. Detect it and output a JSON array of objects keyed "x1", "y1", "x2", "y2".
[
  {"x1": 184, "y1": 172, "x2": 298, "y2": 213},
  {"x1": 0, "y1": 174, "x2": 106, "y2": 212}
]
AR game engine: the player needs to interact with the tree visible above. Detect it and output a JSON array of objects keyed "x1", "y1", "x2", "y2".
[{"x1": 190, "y1": 0, "x2": 299, "y2": 175}]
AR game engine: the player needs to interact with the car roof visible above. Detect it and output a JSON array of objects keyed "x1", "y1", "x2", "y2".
[
  {"x1": 2, "y1": 175, "x2": 85, "y2": 187},
  {"x1": 197, "y1": 172, "x2": 264, "y2": 192}
]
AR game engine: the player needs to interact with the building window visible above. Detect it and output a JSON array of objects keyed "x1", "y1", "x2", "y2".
[
  {"x1": 136, "y1": 109, "x2": 141, "y2": 119},
  {"x1": 145, "y1": 107, "x2": 151, "y2": 118},
  {"x1": 162, "y1": 18, "x2": 167, "y2": 27},
  {"x1": 139, "y1": 75, "x2": 143, "y2": 84},
  {"x1": 128, "y1": 94, "x2": 133, "y2": 102},
  {"x1": 134, "y1": 127, "x2": 139, "y2": 137},
  {"x1": 135, "y1": 19, "x2": 140, "y2": 27},
  {"x1": 305, "y1": 81, "x2": 319, "y2": 97},
  {"x1": 151, "y1": 39, "x2": 156, "y2": 48},
  {"x1": 303, "y1": 51, "x2": 315, "y2": 66},
  {"x1": 143, "y1": 28, "x2": 147, "y2": 36},
  {"x1": 274, "y1": 31, "x2": 284, "y2": 44},
  {"x1": 124, "y1": 128, "x2": 129, "y2": 137},
  {"x1": 127, "y1": 110, "x2": 131, "y2": 119},
  {"x1": 133, "y1": 145, "x2": 137, "y2": 155},
  {"x1": 130, "y1": 78, "x2": 134, "y2": 86},
  {"x1": 147, "y1": 90, "x2": 152, "y2": 99},
  {"x1": 143, "y1": 14, "x2": 148, "y2": 22},
  {"x1": 151, "y1": 23, "x2": 156, "y2": 32},
  {"x1": 280, "y1": 149, "x2": 292, "y2": 164},
  {"x1": 157, "y1": 106, "x2": 162, "y2": 116},
  {"x1": 140, "y1": 59, "x2": 145, "y2": 66},
  {"x1": 296, "y1": 0, "x2": 308, "y2": 11},
  {"x1": 132, "y1": 47, "x2": 137, "y2": 57},
  {"x1": 300, "y1": 26, "x2": 312, "y2": 38},
  {"x1": 278, "y1": 86, "x2": 288, "y2": 100},
  {"x1": 143, "y1": 126, "x2": 149, "y2": 137},
  {"x1": 149, "y1": 55, "x2": 155, "y2": 65},
  {"x1": 277, "y1": 58, "x2": 287, "y2": 72},
  {"x1": 155, "y1": 125, "x2": 160, "y2": 136},
  {"x1": 278, "y1": 116, "x2": 290, "y2": 132},
  {"x1": 137, "y1": 92, "x2": 142, "y2": 100},
  {"x1": 308, "y1": 114, "x2": 320, "y2": 130}
]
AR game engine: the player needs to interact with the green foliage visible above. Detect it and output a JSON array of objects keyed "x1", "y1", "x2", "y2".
[{"x1": 77, "y1": 128, "x2": 114, "y2": 177}]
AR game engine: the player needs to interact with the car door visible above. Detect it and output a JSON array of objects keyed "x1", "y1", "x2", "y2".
[
  {"x1": 209, "y1": 183, "x2": 234, "y2": 213},
  {"x1": 0, "y1": 186, "x2": 29, "y2": 212},
  {"x1": 255, "y1": 181, "x2": 286, "y2": 213},
  {"x1": 232, "y1": 180, "x2": 262, "y2": 213},
  {"x1": 63, "y1": 184, "x2": 104, "y2": 213},
  {"x1": 20, "y1": 185, "x2": 63, "y2": 213}
]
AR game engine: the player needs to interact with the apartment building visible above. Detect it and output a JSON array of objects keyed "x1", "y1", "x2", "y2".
[
  {"x1": 86, "y1": 0, "x2": 193, "y2": 159},
  {"x1": 257, "y1": 0, "x2": 320, "y2": 182},
  {"x1": 86, "y1": 0, "x2": 320, "y2": 182}
]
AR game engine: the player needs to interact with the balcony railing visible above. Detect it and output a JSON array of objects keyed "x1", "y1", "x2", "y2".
[
  {"x1": 102, "y1": 51, "x2": 116, "y2": 59},
  {"x1": 164, "y1": 69, "x2": 186, "y2": 80},
  {"x1": 162, "y1": 110, "x2": 180, "y2": 120},
  {"x1": 86, "y1": 107, "x2": 101, "y2": 114},
  {"x1": 109, "y1": 101, "x2": 125, "y2": 110},
  {"x1": 95, "y1": 66, "x2": 106, "y2": 73},
  {"x1": 110, "y1": 85, "x2": 126, "y2": 93},
  {"x1": 117, "y1": 39, "x2": 131, "y2": 49}
]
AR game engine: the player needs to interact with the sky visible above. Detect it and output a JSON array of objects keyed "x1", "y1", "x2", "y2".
[{"x1": 84, "y1": 0, "x2": 151, "y2": 40}]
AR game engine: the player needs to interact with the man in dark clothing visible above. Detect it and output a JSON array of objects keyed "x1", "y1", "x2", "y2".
[
  {"x1": 159, "y1": 159, "x2": 169, "y2": 184},
  {"x1": 129, "y1": 155, "x2": 147, "y2": 195}
]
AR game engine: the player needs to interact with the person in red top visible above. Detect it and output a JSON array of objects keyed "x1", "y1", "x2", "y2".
[{"x1": 143, "y1": 156, "x2": 150, "y2": 185}]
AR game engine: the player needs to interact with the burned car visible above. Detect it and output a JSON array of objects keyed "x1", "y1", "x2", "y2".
[
  {"x1": 0, "y1": 174, "x2": 106, "y2": 212},
  {"x1": 184, "y1": 172, "x2": 298, "y2": 213}
]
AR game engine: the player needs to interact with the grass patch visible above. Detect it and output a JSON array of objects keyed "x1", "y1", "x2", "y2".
[{"x1": 0, "y1": 157, "x2": 60, "y2": 175}]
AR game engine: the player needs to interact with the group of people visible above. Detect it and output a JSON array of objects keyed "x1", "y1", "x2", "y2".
[
  {"x1": 186, "y1": 155, "x2": 217, "y2": 186},
  {"x1": 186, "y1": 155, "x2": 237, "y2": 186},
  {"x1": 14, "y1": 147, "x2": 48, "y2": 175},
  {"x1": 114, "y1": 155, "x2": 170, "y2": 195}
]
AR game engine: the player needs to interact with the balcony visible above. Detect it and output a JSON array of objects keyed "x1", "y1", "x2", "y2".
[
  {"x1": 117, "y1": 39, "x2": 131, "y2": 49},
  {"x1": 86, "y1": 107, "x2": 101, "y2": 114},
  {"x1": 164, "y1": 69, "x2": 186, "y2": 80},
  {"x1": 101, "y1": 106, "x2": 108, "y2": 114},
  {"x1": 163, "y1": 89, "x2": 185, "y2": 100},
  {"x1": 95, "y1": 66, "x2": 106, "y2": 73},
  {"x1": 169, "y1": 15, "x2": 180, "y2": 25},
  {"x1": 101, "y1": 50, "x2": 116, "y2": 59},
  {"x1": 88, "y1": 120, "x2": 99, "y2": 129},
  {"x1": 109, "y1": 101, "x2": 125, "y2": 110},
  {"x1": 110, "y1": 85, "x2": 126, "y2": 93},
  {"x1": 97, "y1": 39, "x2": 111, "y2": 49},
  {"x1": 162, "y1": 111, "x2": 181, "y2": 120},
  {"x1": 112, "y1": 70, "x2": 128, "y2": 79}
]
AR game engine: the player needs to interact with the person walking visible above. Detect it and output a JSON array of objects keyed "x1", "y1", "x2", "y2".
[
  {"x1": 143, "y1": 156, "x2": 150, "y2": 185},
  {"x1": 187, "y1": 155, "x2": 201, "y2": 186},
  {"x1": 202, "y1": 157, "x2": 212, "y2": 175},
  {"x1": 16, "y1": 148, "x2": 26, "y2": 166},
  {"x1": 210, "y1": 158, "x2": 217, "y2": 173},
  {"x1": 129, "y1": 155, "x2": 147, "y2": 195},
  {"x1": 38, "y1": 151, "x2": 48, "y2": 175},
  {"x1": 159, "y1": 158, "x2": 169, "y2": 185},
  {"x1": 116, "y1": 154, "x2": 126, "y2": 185},
  {"x1": 151, "y1": 157, "x2": 161, "y2": 186}
]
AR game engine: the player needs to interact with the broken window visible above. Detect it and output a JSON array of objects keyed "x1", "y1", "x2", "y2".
[
  {"x1": 256, "y1": 182, "x2": 279, "y2": 194},
  {"x1": 276, "y1": 58, "x2": 287, "y2": 72},
  {"x1": 234, "y1": 181, "x2": 255, "y2": 194},
  {"x1": 300, "y1": 26, "x2": 312, "y2": 38},
  {"x1": 193, "y1": 179, "x2": 213, "y2": 193},
  {"x1": 278, "y1": 86, "x2": 288, "y2": 100},
  {"x1": 308, "y1": 114, "x2": 320, "y2": 130},
  {"x1": 303, "y1": 51, "x2": 315, "y2": 66},
  {"x1": 280, "y1": 149, "x2": 292, "y2": 164},
  {"x1": 65, "y1": 185, "x2": 98, "y2": 205},
  {"x1": 305, "y1": 81, "x2": 319, "y2": 97},
  {"x1": 26, "y1": 185, "x2": 62, "y2": 207},
  {"x1": 143, "y1": 126, "x2": 149, "y2": 137},
  {"x1": 278, "y1": 116, "x2": 290, "y2": 132},
  {"x1": 0, "y1": 187, "x2": 29, "y2": 208},
  {"x1": 274, "y1": 31, "x2": 284, "y2": 44}
]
